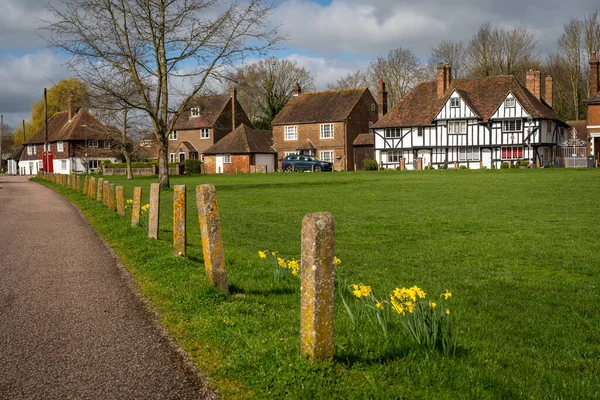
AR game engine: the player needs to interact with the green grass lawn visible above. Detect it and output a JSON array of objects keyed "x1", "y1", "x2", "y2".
[{"x1": 38, "y1": 169, "x2": 600, "y2": 399}]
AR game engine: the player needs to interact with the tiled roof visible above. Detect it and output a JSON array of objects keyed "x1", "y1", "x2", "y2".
[
  {"x1": 297, "y1": 139, "x2": 316, "y2": 150},
  {"x1": 373, "y1": 75, "x2": 563, "y2": 129},
  {"x1": 566, "y1": 120, "x2": 588, "y2": 141},
  {"x1": 176, "y1": 141, "x2": 198, "y2": 153},
  {"x1": 353, "y1": 133, "x2": 374, "y2": 146},
  {"x1": 24, "y1": 109, "x2": 119, "y2": 144},
  {"x1": 8, "y1": 146, "x2": 24, "y2": 160},
  {"x1": 272, "y1": 88, "x2": 369, "y2": 125},
  {"x1": 204, "y1": 124, "x2": 275, "y2": 154},
  {"x1": 172, "y1": 94, "x2": 231, "y2": 130}
]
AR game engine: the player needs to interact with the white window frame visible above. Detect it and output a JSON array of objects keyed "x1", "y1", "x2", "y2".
[
  {"x1": 27, "y1": 145, "x2": 33, "y2": 155},
  {"x1": 285, "y1": 151, "x2": 297, "y2": 156},
  {"x1": 60, "y1": 159, "x2": 67, "y2": 170},
  {"x1": 458, "y1": 147, "x2": 480, "y2": 161},
  {"x1": 224, "y1": 154, "x2": 232, "y2": 164},
  {"x1": 104, "y1": 141, "x2": 111, "y2": 149},
  {"x1": 503, "y1": 119, "x2": 522, "y2": 132},
  {"x1": 320, "y1": 151, "x2": 334, "y2": 162},
  {"x1": 170, "y1": 152, "x2": 176, "y2": 163},
  {"x1": 88, "y1": 140, "x2": 99, "y2": 148},
  {"x1": 320, "y1": 124, "x2": 334, "y2": 139},
  {"x1": 417, "y1": 127, "x2": 423, "y2": 137},
  {"x1": 169, "y1": 131, "x2": 178, "y2": 140},
  {"x1": 200, "y1": 128, "x2": 210, "y2": 139},
  {"x1": 448, "y1": 121, "x2": 467, "y2": 134},
  {"x1": 387, "y1": 150, "x2": 402, "y2": 163},
  {"x1": 57, "y1": 141, "x2": 64, "y2": 152},
  {"x1": 450, "y1": 98, "x2": 460, "y2": 108},
  {"x1": 385, "y1": 128, "x2": 402, "y2": 138},
  {"x1": 505, "y1": 98, "x2": 516, "y2": 108},
  {"x1": 190, "y1": 108, "x2": 200, "y2": 117},
  {"x1": 284, "y1": 126, "x2": 297, "y2": 141}
]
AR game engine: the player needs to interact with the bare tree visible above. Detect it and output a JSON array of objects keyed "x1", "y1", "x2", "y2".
[
  {"x1": 557, "y1": 18, "x2": 584, "y2": 120},
  {"x1": 45, "y1": 0, "x2": 280, "y2": 188},
  {"x1": 228, "y1": 58, "x2": 314, "y2": 129},
  {"x1": 367, "y1": 47, "x2": 425, "y2": 108},
  {"x1": 326, "y1": 70, "x2": 370, "y2": 90},
  {"x1": 583, "y1": 10, "x2": 600, "y2": 98},
  {"x1": 429, "y1": 40, "x2": 467, "y2": 79}
]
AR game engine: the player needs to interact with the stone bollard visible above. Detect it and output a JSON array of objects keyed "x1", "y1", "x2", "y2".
[
  {"x1": 131, "y1": 187, "x2": 142, "y2": 227},
  {"x1": 196, "y1": 184, "x2": 228, "y2": 293},
  {"x1": 173, "y1": 185, "x2": 186, "y2": 257},
  {"x1": 83, "y1": 176, "x2": 89, "y2": 195},
  {"x1": 400, "y1": 158, "x2": 406, "y2": 171},
  {"x1": 417, "y1": 158, "x2": 423, "y2": 171},
  {"x1": 148, "y1": 183, "x2": 160, "y2": 239},
  {"x1": 108, "y1": 184, "x2": 116, "y2": 212},
  {"x1": 76, "y1": 176, "x2": 82, "y2": 192},
  {"x1": 97, "y1": 178, "x2": 104, "y2": 202},
  {"x1": 116, "y1": 186, "x2": 125, "y2": 217},
  {"x1": 88, "y1": 177, "x2": 95, "y2": 198},
  {"x1": 300, "y1": 212, "x2": 335, "y2": 360},
  {"x1": 103, "y1": 181, "x2": 110, "y2": 206}
]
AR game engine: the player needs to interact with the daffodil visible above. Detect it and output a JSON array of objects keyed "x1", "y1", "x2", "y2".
[
  {"x1": 443, "y1": 290, "x2": 452, "y2": 300},
  {"x1": 258, "y1": 250, "x2": 267, "y2": 260},
  {"x1": 446, "y1": 308, "x2": 451, "y2": 315},
  {"x1": 277, "y1": 257, "x2": 286, "y2": 268},
  {"x1": 431, "y1": 302, "x2": 437, "y2": 309},
  {"x1": 287, "y1": 259, "x2": 300, "y2": 276},
  {"x1": 334, "y1": 256, "x2": 341, "y2": 265},
  {"x1": 376, "y1": 301, "x2": 383, "y2": 310}
]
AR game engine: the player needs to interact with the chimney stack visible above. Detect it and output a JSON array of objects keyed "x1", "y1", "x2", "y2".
[
  {"x1": 378, "y1": 79, "x2": 388, "y2": 118},
  {"x1": 591, "y1": 52, "x2": 599, "y2": 96},
  {"x1": 231, "y1": 88, "x2": 237, "y2": 132},
  {"x1": 544, "y1": 76, "x2": 553, "y2": 108},
  {"x1": 444, "y1": 62, "x2": 452, "y2": 90},
  {"x1": 437, "y1": 64, "x2": 447, "y2": 98},
  {"x1": 526, "y1": 70, "x2": 542, "y2": 100},
  {"x1": 67, "y1": 91, "x2": 75, "y2": 121},
  {"x1": 292, "y1": 83, "x2": 302, "y2": 97}
]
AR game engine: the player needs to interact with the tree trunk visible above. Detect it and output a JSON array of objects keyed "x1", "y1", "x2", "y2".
[
  {"x1": 124, "y1": 151, "x2": 133, "y2": 179},
  {"x1": 157, "y1": 134, "x2": 170, "y2": 189}
]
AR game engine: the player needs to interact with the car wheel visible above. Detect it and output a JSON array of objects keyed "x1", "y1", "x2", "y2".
[
  {"x1": 284, "y1": 165, "x2": 294, "y2": 172},
  {"x1": 314, "y1": 165, "x2": 322, "y2": 172}
]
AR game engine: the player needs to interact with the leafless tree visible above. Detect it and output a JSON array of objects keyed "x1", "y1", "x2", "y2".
[
  {"x1": 557, "y1": 18, "x2": 584, "y2": 120},
  {"x1": 45, "y1": 0, "x2": 280, "y2": 188},
  {"x1": 429, "y1": 40, "x2": 467, "y2": 79},
  {"x1": 228, "y1": 58, "x2": 314, "y2": 129},
  {"x1": 583, "y1": 10, "x2": 600, "y2": 97},
  {"x1": 326, "y1": 70, "x2": 370, "y2": 91}
]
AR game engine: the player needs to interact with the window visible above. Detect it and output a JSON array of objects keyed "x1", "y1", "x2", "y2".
[
  {"x1": 320, "y1": 124, "x2": 334, "y2": 139},
  {"x1": 385, "y1": 128, "x2": 402, "y2": 138},
  {"x1": 200, "y1": 128, "x2": 210, "y2": 139},
  {"x1": 284, "y1": 126, "x2": 297, "y2": 141},
  {"x1": 368, "y1": 121, "x2": 373, "y2": 128},
  {"x1": 459, "y1": 147, "x2": 480, "y2": 161},
  {"x1": 450, "y1": 98, "x2": 460, "y2": 108},
  {"x1": 371, "y1": 103, "x2": 376, "y2": 112},
  {"x1": 169, "y1": 131, "x2": 178, "y2": 140},
  {"x1": 417, "y1": 127, "x2": 423, "y2": 137},
  {"x1": 505, "y1": 98, "x2": 516, "y2": 108},
  {"x1": 57, "y1": 141, "x2": 64, "y2": 152},
  {"x1": 190, "y1": 107, "x2": 201, "y2": 117},
  {"x1": 27, "y1": 145, "x2": 33, "y2": 155},
  {"x1": 104, "y1": 141, "x2": 111, "y2": 149},
  {"x1": 448, "y1": 121, "x2": 467, "y2": 134},
  {"x1": 387, "y1": 150, "x2": 402, "y2": 163},
  {"x1": 89, "y1": 160, "x2": 100, "y2": 170},
  {"x1": 224, "y1": 154, "x2": 232, "y2": 164},
  {"x1": 170, "y1": 153, "x2": 176, "y2": 163},
  {"x1": 61, "y1": 160, "x2": 67, "y2": 170},
  {"x1": 503, "y1": 120, "x2": 522, "y2": 132},
  {"x1": 88, "y1": 140, "x2": 98, "y2": 148},
  {"x1": 501, "y1": 146, "x2": 523, "y2": 159},
  {"x1": 320, "y1": 151, "x2": 334, "y2": 162},
  {"x1": 285, "y1": 151, "x2": 298, "y2": 156}
]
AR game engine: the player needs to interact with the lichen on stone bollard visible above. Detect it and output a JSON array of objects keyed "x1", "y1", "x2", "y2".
[
  {"x1": 83, "y1": 176, "x2": 89, "y2": 195},
  {"x1": 148, "y1": 183, "x2": 160, "y2": 239},
  {"x1": 196, "y1": 184, "x2": 228, "y2": 293},
  {"x1": 173, "y1": 185, "x2": 186, "y2": 257},
  {"x1": 103, "y1": 182, "x2": 109, "y2": 206},
  {"x1": 116, "y1": 186, "x2": 125, "y2": 217},
  {"x1": 89, "y1": 177, "x2": 96, "y2": 198},
  {"x1": 97, "y1": 178, "x2": 104, "y2": 202},
  {"x1": 108, "y1": 184, "x2": 116, "y2": 212},
  {"x1": 131, "y1": 187, "x2": 142, "y2": 227},
  {"x1": 300, "y1": 212, "x2": 335, "y2": 360}
]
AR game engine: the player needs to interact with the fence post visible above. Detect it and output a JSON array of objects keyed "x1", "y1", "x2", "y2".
[
  {"x1": 116, "y1": 186, "x2": 125, "y2": 217},
  {"x1": 148, "y1": 183, "x2": 160, "y2": 239},
  {"x1": 89, "y1": 177, "x2": 96, "y2": 198},
  {"x1": 300, "y1": 212, "x2": 335, "y2": 360},
  {"x1": 173, "y1": 185, "x2": 186, "y2": 257},
  {"x1": 103, "y1": 181, "x2": 109, "y2": 206},
  {"x1": 97, "y1": 178, "x2": 104, "y2": 202},
  {"x1": 83, "y1": 176, "x2": 89, "y2": 195},
  {"x1": 131, "y1": 187, "x2": 142, "y2": 227},
  {"x1": 108, "y1": 184, "x2": 116, "y2": 212},
  {"x1": 196, "y1": 184, "x2": 228, "y2": 293}
]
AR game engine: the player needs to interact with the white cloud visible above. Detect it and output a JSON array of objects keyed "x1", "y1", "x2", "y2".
[
  {"x1": 284, "y1": 54, "x2": 370, "y2": 90},
  {"x1": 0, "y1": 0, "x2": 55, "y2": 49}
]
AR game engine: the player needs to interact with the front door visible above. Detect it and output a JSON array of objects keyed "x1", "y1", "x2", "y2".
[
  {"x1": 417, "y1": 150, "x2": 431, "y2": 169},
  {"x1": 179, "y1": 152, "x2": 185, "y2": 162},
  {"x1": 481, "y1": 148, "x2": 492, "y2": 169},
  {"x1": 216, "y1": 155, "x2": 224, "y2": 174}
]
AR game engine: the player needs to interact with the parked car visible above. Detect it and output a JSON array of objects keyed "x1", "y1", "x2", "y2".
[{"x1": 281, "y1": 154, "x2": 333, "y2": 172}]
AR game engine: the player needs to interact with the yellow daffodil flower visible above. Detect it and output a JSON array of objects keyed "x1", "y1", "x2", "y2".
[
  {"x1": 443, "y1": 290, "x2": 452, "y2": 300},
  {"x1": 258, "y1": 251, "x2": 267, "y2": 260}
]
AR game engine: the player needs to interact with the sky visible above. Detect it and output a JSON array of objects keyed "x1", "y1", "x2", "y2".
[{"x1": 0, "y1": 0, "x2": 598, "y2": 130}]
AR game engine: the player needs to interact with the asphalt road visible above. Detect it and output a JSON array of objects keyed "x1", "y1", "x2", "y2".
[{"x1": 0, "y1": 176, "x2": 215, "y2": 399}]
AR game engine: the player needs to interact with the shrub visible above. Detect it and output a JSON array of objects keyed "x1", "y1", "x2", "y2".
[
  {"x1": 459, "y1": 165, "x2": 468, "y2": 169},
  {"x1": 501, "y1": 162, "x2": 510, "y2": 169},
  {"x1": 516, "y1": 160, "x2": 530, "y2": 168},
  {"x1": 363, "y1": 159, "x2": 379, "y2": 171},
  {"x1": 184, "y1": 159, "x2": 203, "y2": 174}
]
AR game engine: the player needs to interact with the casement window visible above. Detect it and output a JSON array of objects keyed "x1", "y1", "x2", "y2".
[
  {"x1": 61, "y1": 160, "x2": 67, "y2": 170},
  {"x1": 371, "y1": 103, "x2": 376, "y2": 112},
  {"x1": 284, "y1": 126, "x2": 297, "y2": 141},
  {"x1": 104, "y1": 141, "x2": 111, "y2": 149},
  {"x1": 450, "y1": 98, "x2": 460, "y2": 108},
  {"x1": 27, "y1": 145, "x2": 33, "y2": 155},
  {"x1": 170, "y1": 153, "x2": 176, "y2": 163},
  {"x1": 417, "y1": 127, "x2": 423, "y2": 137},
  {"x1": 190, "y1": 108, "x2": 200, "y2": 117},
  {"x1": 89, "y1": 160, "x2": 100, "y2": 170},
  {"x1": 501, "y1": 146, "x2": 523, "y2": 159},
  {"x1": 200, "y1": 128, "x2": 210, "y2": 139},
  {"x1": 57, "y1": 141, "x2": 64, "y2": 152},
  {"x1": 224, "y1": 154, "x2": 232, "y2": 164},
  {"x1": 386, "y1": 150, "x2": 402, "y2": 163},
  {"x1": 385, "y1": 128, "x2": 402, "y2": 138},
  {"x1": 168, "y1": 131, "x2": 178, "y2": 140},
  {"x1": 448, "y1": 121, "x2": 467, "y2": 134},
  {"x1": 459, "y1": 147, "x2": 480, "y2": 161},
  {"x1": 285, "y1": 151, "x2": 297, "y2": 156},
  {"x1": 88, "y1": 140, "x2": 99, "y2": 148},
  {"x1": 43, "y1": 143, "x2": 50, "y2": 151},
  {"x1": 505, "y1": 98, "x2": 516, "y2": 108},
  {"x1": 369, "y1": 121, "x2": 373, "y2": 128},
  {"x1": 320, "y1": 151, "x2": 334, "y2": 162},
  {"x1": 320, "y1": 124, "x2": 334, "y2": 139},
  {"x1": 503, "y1": 120, "x2": 522, "y2": 132}
]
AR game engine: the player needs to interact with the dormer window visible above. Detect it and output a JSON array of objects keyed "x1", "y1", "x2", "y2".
[
  {"x1": 190, "y1": 108, "x2": 200, "y2": 117},
  {"x1": 505, "y1": 98, "x2": 516, "y2": 108},
  {"x1": 450, "y1": 98, "x2": 460, "y2": 108}
]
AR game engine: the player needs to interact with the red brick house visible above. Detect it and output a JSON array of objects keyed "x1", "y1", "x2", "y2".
[
  {"x1": 203, "y1": 124, "x2": 276, "y2": 174},
  {"x1": 587, "y1": 52, "x2": 600, "y2": 164},
  {"x1": 271, "y1": 85, "x2": 379, "y2": 171},
  {"x1": 170, "y1": 90, "x2": 253, "y2": 163},
  {"x1": 20, "y1": 94, "x2": 120, "y2": 175}
]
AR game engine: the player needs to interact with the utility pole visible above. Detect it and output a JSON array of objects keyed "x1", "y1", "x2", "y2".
[
  {"x1": 22, "y1": 120, "x2": 26, "y2": 142},
  {"x1": 44, "y1": 88, "x2": 49, "y2": 176}
]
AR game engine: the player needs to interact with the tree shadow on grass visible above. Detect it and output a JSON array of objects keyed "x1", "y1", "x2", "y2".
[{"x1": 228, "y1": 283, "x2": 295, "y2": 296}]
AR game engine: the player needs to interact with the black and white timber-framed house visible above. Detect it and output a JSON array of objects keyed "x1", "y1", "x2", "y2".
[{"x1": 372, "y1": 64, "x2": 568, "y2": 169}]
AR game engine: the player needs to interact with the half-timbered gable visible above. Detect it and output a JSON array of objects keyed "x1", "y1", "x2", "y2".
[{"x1": 373, "y1": 64, "x2": 568, "y2": 170}]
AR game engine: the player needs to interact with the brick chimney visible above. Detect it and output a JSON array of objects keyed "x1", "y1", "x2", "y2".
[
  {"x1": 544, "y1": 76, "x2": 553, "y2": 108},
  {"x1": 67, "y1": 91, "x2": 75, "y2": 121},
  {"x1": 526, "y1": 70, "x2": 542, "y2": 100},
  {"x1": 292, "y1": 83, "x2": 302, "y2": 97},
  {"x1": 444, "y1": 62, "x2": 452, "y2": 90},
  {"x1": 378, "y1": 79, "x2": 388, "y2": 118},
  {"x1": 230, "y1": 88, "x2": 237, "y2": 132},
  {"x1": 591, "y1": 52, "x2": 599, "y2": 96},
  {"x1": 437, "y1": 64, "x2": 447, "y2": 98}
]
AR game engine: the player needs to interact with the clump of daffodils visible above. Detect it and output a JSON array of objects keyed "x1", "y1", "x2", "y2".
[{"x1": 258, "y1": 250, "x2": 301, "y2": 282}]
